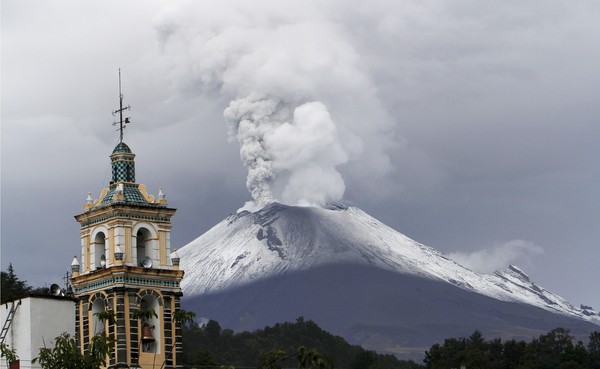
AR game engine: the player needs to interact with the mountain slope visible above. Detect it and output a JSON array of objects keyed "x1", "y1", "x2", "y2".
[{"x1": 176, "y1": 203, "x2": 599, "y2": 357}]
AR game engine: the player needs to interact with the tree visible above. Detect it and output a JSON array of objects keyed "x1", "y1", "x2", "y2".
[
  {"x1": 173, "y1": 308, "x2": 196, "y2": 326},
  {"x1": 464, "y1": 330, "x2": 488, "y2": 369},
  {"x1": 559, "y1": 340, "x2": 591, "y2": 369},
  {"x1": 32, "y1": 332, "x2": 113, "y2": 369},
  {"x1": 349, "y1": 350, "x2": 377, "y2": 369},
  {"x1": 205, "y1": 320, "x2": 222, "y2": 341},
  {"x1": 297, "y1": 346, "x2": 334, "y2": 369},
  {"x1": 192, "y1": 350, "x2": 217, "y2": 369},
  {"x1": 486, "y1": 337, "x2": 504, "y2": 369},
  {"x1": 1, "y1": 263, "x2": 32, "y2": 303},
  {"x1": 589, "y1": 332, "x2": 600, "y2": 369},
  {"x1": 258, "y1": 346, "x2": 333, "y2": 369},
  {"x1": 424, "y1": 337, "x2": 468, "y2": 369},
  {"x1": 533, "y1": 327, "x2": 574, "y2": 368},
  {"x1": 502, "y1": 339, "x2": 527, "y2": 368}
]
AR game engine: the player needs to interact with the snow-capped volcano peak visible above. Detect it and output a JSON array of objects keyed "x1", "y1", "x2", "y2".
[
  {"x1": 177, "y1": 203, "x2": 599, "y2": 325},
  {"x1": 179, "y1": 202, "x2": 449, "y2": 294}
]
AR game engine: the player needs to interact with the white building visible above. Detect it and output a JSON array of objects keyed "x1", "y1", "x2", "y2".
[{"x1": 0, "y1": 296, "x2": 74, "y2": 369}]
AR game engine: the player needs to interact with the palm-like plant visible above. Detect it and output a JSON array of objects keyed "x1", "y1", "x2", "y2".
[
  {"x1": 172, "y1": 309, "x2": 196, "y2": 325},
  {"x1": 131, "y1": 308, "x2": 158, "y2": 322}
]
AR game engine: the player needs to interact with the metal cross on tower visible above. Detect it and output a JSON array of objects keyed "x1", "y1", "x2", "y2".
[{"x1": 112, "y1": 68, "x2": 132, "y2": 142}]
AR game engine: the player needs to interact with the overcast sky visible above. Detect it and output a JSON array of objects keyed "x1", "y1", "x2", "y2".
[{"x1": 2, "y1": 0, "x2": 599, "y2": 310}]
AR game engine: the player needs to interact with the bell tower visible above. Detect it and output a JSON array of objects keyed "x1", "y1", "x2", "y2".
[{"x1": 70, "y1": 72, "x2": 184, "y2": 369}]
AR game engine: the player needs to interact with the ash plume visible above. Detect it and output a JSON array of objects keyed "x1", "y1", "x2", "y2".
[
  {"x1": 155, "y1": 1, "x2": 394, "y2": 210},
  {"x1": 224, "y1": 96, "x2": 348, "y2": 209}
]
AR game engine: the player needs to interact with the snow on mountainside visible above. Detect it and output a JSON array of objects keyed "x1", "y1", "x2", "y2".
[
  {"x1": 485, "y1": 265, "x2": 595, "y2": 321},
  {"x1": 177, "y1": 203, "x2": 599, "y2": 325}
]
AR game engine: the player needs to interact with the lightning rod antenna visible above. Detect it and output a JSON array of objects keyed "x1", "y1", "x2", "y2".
[{"x1": 112, "y1": 68, "x2": 131, "y2": 143}]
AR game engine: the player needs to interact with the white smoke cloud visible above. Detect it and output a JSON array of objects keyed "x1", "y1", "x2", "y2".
[
  {"x1": 447, "y1": 240, "x2": 544, "y2": 274},
  {"x1": 223, "y1": 96, "x2": 348, "y2": 210},
  {"x1": 154, "y1": 1, "x2": 395, "y2": 210},
  {"x1": 267, "y1": 101, "x2": 348, "y2": 206}
]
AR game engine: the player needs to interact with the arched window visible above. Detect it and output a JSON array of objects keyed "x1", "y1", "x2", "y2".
[
  {"x1": 136, "y1": 228, "x2": 152, "y2": 267},
  {"x1": 139, "y1": 295, "x2": 161, "y2": 353},
  {"x1": 91, "y1": 298, "x2": 106, "y2": 335},
  {"x1": 93, "y1": 232, "x2": 107, "y2": 270}
]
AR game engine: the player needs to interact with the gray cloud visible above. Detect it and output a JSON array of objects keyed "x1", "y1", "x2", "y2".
[{"x1": 448, "y1": 240, "x2": 544, "y2": 274}]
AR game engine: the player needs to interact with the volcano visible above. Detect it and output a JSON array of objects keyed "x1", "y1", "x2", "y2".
[{"x1": 176, "y1": 203, "x2": 599, "y2": 358}]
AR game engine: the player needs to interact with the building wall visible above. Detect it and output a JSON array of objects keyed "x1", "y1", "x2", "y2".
[{"x1": 0, "y1": 297, "x2": 75, "y2": 369}]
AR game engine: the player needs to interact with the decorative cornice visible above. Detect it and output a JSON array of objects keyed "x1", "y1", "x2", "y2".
[
  {"x1": 71, "y1": 266, "x2": 183, "y2": 295},
  {"x1": 75, "y1": 203, "x2": 176, "y2": 228},
  {"x1": 78, "y1": 212, "x2": 172, "y2": 228}
]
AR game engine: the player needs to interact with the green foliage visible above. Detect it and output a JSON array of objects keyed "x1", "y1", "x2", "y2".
[
  {"x1": 424, "y1": 328, "x2": 600, "y2": 369},
  {"x1": 205, "y1": 319, "x2": 222, "y2": 341},
  {"x1": 0, "y1": 263, "x2": 51, "y2": 304},
  {"x1": 173, "y1": 309, "x2": 196, "y2": 325},
  {"x1": 0, "y1": 342, "x2": 19, "y2": 365},
  {"x1": 258, "y1": 346, "x2": 333, "y2": 369},
  {"x1": 589, "y1": 332, "x2": 600, "y2": 369},
  {"x1": 258, "y1": 348, "x2": 288, "y2": 369},
  {"x1": 30, "y1": 286, "x2": 51, "y2": 295},
  {"x1": 349, "y1": 350, "x2": 378, "y2": 369},
  {"x1": 182, "y1": 317, "x2": 422, "y2": 369},
  {"x1": 1, "y1": 263, "x2": 32, "y2": 303},
  {"x1": 297, "y1": 346, "x2": 334, "y2": 369},
  {"x1": 32, "y1": 332, "x2": 113, "y2": 369},
  {"x1": 131, "y1": 307, "x2": 158, "y2": 321},
  {"x1": 93, "y1": 310, "x2": 116, "y2": 325}
]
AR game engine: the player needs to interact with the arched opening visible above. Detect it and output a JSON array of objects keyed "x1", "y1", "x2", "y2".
[
  {"x1": 136, "y1": 228, "x2": 152, "y2": 267},
  {"x1": 139, "y1": 295, "x2": 161, "y2": 353},
  {"x1": 91, "y1": 298, "x2": 106, "y2": 335},
  {"x1": 93, "y1": 232, "x2": 107, "y2": 270}
]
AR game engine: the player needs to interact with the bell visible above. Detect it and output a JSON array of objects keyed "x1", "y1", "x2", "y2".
[{"x1": 141, "y1": 323, "x2": 155, "y2": 343}]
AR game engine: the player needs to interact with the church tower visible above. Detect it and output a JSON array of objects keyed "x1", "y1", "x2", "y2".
[{"x1": 70, "y1": 74, "x2": 184, "y2": 369}]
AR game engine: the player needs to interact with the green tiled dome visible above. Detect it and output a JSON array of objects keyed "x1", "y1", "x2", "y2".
[
  {"x1": 112, "y1": 142, "x2": 132, "y2": 154},
  {"x1": 101, "y1": 183, "x2": 148, "y2": 204},
  {"x1": 111, "y1": 141, "x2": 135, "y2": 183}
]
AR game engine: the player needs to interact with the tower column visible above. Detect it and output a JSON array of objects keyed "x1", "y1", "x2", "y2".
[
  {"x1": 114, "y1": 288, "x2": 128, "y2": 368},
  {"x1": 163, "y1": 295, "x2": 173, "y2": 369},
  {"x1": 173, "y1": 294, "x2": 184, "y2": 369},
  {"x1": 128, "y1": 290, "x2": 140, "y2": 367}
]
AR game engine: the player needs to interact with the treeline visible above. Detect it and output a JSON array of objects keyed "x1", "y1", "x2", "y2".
[
  {"x1": 181, "y1": 317, "x2": 423, "y2": 369},
  {"x1": 183, "y1": 319, "x2": 600, "y2": 369},
  {"x1": 424, "y1": 328, "x2": 600, "y2": 369}
]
